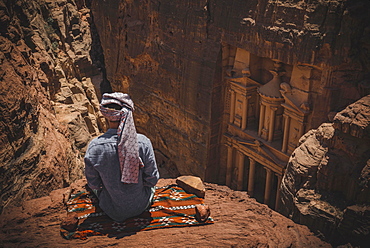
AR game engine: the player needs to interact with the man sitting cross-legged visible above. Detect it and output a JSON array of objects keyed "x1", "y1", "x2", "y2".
[{"x1": 84, "y1": 92, "x2": 159, "y2": 222}]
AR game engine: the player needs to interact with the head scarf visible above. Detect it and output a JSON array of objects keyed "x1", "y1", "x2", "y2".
[{"x1": 100, "y1": 92, "x2": 143, "y2": 184}]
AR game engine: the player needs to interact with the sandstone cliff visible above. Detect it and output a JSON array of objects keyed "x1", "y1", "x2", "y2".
[
  {"x1": 0, "y1": 0, "x2": 107, "y2": 212},
  {"x1": 91, "y1": 0, "x2": 370, "y2": 182},
  {"x1": 280, "y1": 95, "x2": 370, "y2": 246},
  {"x1": 1, "y1": 0, "x2": 370, "y2": 246}
]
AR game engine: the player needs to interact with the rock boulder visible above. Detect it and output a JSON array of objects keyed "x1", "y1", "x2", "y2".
[{"x1": 280, "y1": 95, "x2": 370, "y2": 246}]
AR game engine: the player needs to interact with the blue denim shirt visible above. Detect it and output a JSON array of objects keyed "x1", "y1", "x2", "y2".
[{"x1": 84, "y1": 129, "x2": 159, "y2": 221}]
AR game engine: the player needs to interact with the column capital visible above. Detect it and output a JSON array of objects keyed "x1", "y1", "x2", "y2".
[
  {"x1": 249, "y1": 157, "x2": 256, "y2": 165},
  {"x1": 225, "y1": 139, "x2": 234, "y2": 147},
  {"x1": 270, "y1": 106, "x2": 279, "y2": 111},
  {"x1": 275, "y1": 173, "x2": 282, "y2": 178}
]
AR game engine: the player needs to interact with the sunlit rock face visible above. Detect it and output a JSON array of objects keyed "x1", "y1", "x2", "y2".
[
  {"x1": 91, "y1": 1, "x2": 370, "y2": 245},
  {"x1": 1, "y1": 3, "x2": 369, "y2": 247},
  {"x1": 91, "y1": 0, "x2": 370, "y2": 181},
  {"x1": 280, "y1": 95, "x2": 370, "y2": 246},
  {"x1": 0, "y1": 0, "x2": 107, "y2": 211}
]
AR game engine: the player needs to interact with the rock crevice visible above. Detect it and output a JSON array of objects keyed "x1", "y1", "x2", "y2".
[
  {"x1": 0, "y1": 0, "x2": 108, "y2": 212},
  {"x1": 280, "y1": 95, "x2": 370, "y2": 246}
]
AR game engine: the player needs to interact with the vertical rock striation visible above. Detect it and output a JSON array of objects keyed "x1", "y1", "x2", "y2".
[
  {"x1": 1, "y1": 1, "x2": 369, "y2": 246},
  {"x1": 0, "y1": 0, "x2": 107, "y2": 212},
  {"x1": 91, "y1": 0, "x2": 370, "y2": 182},
  {"x1": 280, "y1": 95, "x2": 370, "y2": 246},
  {"x1": 91, "y1": 0, "x2": 221, "y2": 179},
  {"x1": 91, "y1": 1, "x2": 370, "y2": 245}
]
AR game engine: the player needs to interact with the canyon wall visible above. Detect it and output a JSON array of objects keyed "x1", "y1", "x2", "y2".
[
  {"x1": 91, "y1": 1, "x2": 370, "y2": 245},
  {"x1": 91, "y1": 0, "x2": 370, "y2": 182},
  {"x1": 280, "y1": 95, "x2": 370, "y2": 246},
  {"x1": 1, "y1": 1, "x2": 369, "y2": 245},
  {"x1": 0, "y1": 0, "x2": 107, "y2": 212}
]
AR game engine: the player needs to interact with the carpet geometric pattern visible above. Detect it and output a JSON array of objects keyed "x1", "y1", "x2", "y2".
[{"x1": 60, "y1": 185, "x2": 214, "y2": 240}]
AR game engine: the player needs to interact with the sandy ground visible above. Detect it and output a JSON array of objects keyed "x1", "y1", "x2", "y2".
[{"x1": 0, "y1": 179, "x2": 330, "y2": 247}]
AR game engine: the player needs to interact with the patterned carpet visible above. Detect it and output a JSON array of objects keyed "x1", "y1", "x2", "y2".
[{"x1": 61, "y1": 185, "x2": 214, "y2": 240}]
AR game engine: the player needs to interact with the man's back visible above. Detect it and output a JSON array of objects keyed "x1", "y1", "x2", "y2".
[{"x1": 85, "y1": 130, "x2": 159, "y2": 221}]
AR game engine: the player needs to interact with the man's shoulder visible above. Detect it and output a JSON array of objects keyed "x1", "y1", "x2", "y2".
[
  {"x1": 137, "y1": 133, "x2": 150, "y2": 143},
  {"x1": 88, "y1": 131, "x2": 117, "y2": 147},
  {"x1": 137, "y1": 134, "x2": 153, "y2": 149}
]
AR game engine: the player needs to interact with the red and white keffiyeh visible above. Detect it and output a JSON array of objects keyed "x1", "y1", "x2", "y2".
[{"x1": 100, "y1": 92, "x2": 143, "y2": 184}]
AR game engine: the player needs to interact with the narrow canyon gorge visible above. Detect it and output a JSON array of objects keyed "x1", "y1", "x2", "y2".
[{"x1": 0, "y1": 0, "x2": 369, "y2": 247}]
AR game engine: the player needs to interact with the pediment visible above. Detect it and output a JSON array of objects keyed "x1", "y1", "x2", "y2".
[
  {"x1": 235, "y1": 137, "x2": 287, "y2": 168},
  {"x1": 280, "y1": 83, "x2": 310, "y2": 115}
]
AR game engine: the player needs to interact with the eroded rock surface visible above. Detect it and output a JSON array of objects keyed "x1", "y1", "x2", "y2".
[
  {"x1": 280, "y1": 95, "x2": 370, "y2": 246},
  {"x1": 91, "y1": 0, "x2": 370, "y2": 182},
  {"x1": 0, "y1": 0, "x2": 107, "y2": 212},
  {"x1": 333, "y1": 95, "x2": 370, "y2": 139},
  {"x1": 1, "y1": 0, "x2": 370, "y2": 246},
  {"x1": 0, "y1": 179, "x2": 329, "y2": 247}
]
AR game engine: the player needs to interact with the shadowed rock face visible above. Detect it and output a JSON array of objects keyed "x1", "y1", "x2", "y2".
[
  {"x1": 91, "y1": 0, "x2": 370, "y2": 182},
  {"x1": 1, "y1": 0, "x2": 370, "y2": 246},
  {"x1": 280, "y1": 95, "x2": 370, "y2": 246},
  {"x1": 0, "y1": 0, "x2": 107, "y2": 212},
  {"x1": 90, "y1": 1, "x2": 370, "y2": 245}
]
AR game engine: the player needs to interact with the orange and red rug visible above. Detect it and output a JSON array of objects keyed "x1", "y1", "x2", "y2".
[{"x1": 60, "y1": 185, "x2": 214, "y2": 240}]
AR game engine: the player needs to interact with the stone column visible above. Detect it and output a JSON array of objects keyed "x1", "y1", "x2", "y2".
[
  {"x1": 255, "y1": 94, "x2": 260, "y2": 122},
  {"x1": 298, "y1": 121, "x2": 305, "y2": 139},
  {"x1": 248, "y1": 157, "x2": 256, "y2": 197},
  {"x1": 268, "y1": 107, "x2": 277, "y2": 142},
  {"x1": 241, "y1": 95, "x2": 249, "y2": 130},
  {"x1": 264, "y1": 168, "x2": 273, "y2": 204},
  {"x1": 236, "y1": 151, "x2": 245, "y2": 191},
  {"x1": 282, "y1": 115, "x2": 290, "y2": 153},
  {"x1": 258, "y1": 104, "x2": 266, "y2": 136},
  {"x1": 275, "y1": 174, "x2": 282, "y2": 210},
  {"x1": 226, "y1": 145, "x2": 233, "y2": 186},
  {"x1": 229, "y1": 89, "x2": 236, "y2": 124}
]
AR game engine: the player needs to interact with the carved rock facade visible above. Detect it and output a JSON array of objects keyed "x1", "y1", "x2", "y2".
[
  {"x1": 91, "y1": 0, "x2": 370, "y2": 208},
  {"x1": 91, "y1": 1, "x2": 370, "y2": 245}
]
